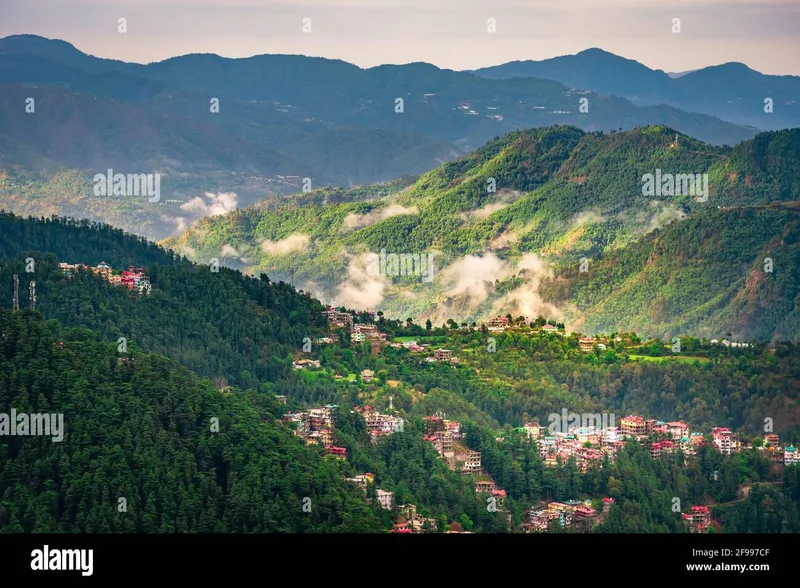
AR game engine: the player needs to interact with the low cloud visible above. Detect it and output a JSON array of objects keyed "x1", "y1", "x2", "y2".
[
  {"x1": 177, "y1": 245, "x2": 196, "y2": 258},
  {"x1": 421, "y1": 252, "x2": 562, "y2": 324},
  {"x1": 332, "y1": 253, "x2": 389, "y2": 309},
  {"x1": 442, "y1": 254, "x2": 508, "y2": 308},
  {"x1": 460, "y1": 190, "x2": 522, "y2": 222},
  {"x1": 460, "y1": 202, "x2": 509, "y2": 221},
  {"x1": 571, "y1": 210, "x2": 606, "y2": 227},
  {"x1": 220, "y1": 244, "x2": 239, "y2": 257},
  {"x1": 493, "y1": 254, "x2": 562, "y2": 321},
  {"x1": 261, "y1": 234, "x2": 310, "y2": 256},
  {"x1": 646, "y1": 204, "x2": 687, "y2": 234},
  {"x1": 489, "y1": 229, "x2": 519, "y2": 249},
  {"x1": 343, "y1": 204, "x2": 418, "y2": 230},
  {"x1": 180, "y1": 192, "x2": 238, "y2": 217}
]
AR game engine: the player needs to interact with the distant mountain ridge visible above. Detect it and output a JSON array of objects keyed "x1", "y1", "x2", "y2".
[
  {"x1": 475, "y1": 48, "x2": 800, "y2": 131},
  {"x1": 0, "y1": 35, "x2": 790, "y2": 241}
]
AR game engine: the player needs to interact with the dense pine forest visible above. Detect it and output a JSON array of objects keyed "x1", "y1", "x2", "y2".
[{"x1": 1, "y1": 212, "x2": 800, "y2": 533}]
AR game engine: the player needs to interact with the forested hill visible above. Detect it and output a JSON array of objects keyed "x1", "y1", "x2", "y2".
[
  {"x1": 0, "y1": 213, "x2": 178, "y2": 268},
  {"x1": 543, "y1": 203, "x2": 800, "y2": 342},
  {"x1": 0, "y1": 309, "x2": 383, "y2": 532},
  {"x1": 163, "y1": 125, "x2": 800, "y2": 341},
  {"x1": 0, "y1": 212, "x2": 326, "y2": 389},
  {"x1": 2, "y1": 215, "x2": 800, "y2": 534}
]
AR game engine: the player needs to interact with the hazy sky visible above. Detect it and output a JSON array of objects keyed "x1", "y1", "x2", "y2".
[{"x1": 1, "y1": 0, "x2": 798, "y2": 74}]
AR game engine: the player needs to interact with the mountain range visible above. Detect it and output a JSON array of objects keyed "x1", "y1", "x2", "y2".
[{"x1": 2, "y1": 35, "x2": 793, "y2": 240}]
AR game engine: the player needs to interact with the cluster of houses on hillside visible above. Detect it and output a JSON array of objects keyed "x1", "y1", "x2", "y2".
[
  {"x1": 522, "y1": 495, "x2": 714, "y2": 534},
  {"x1": 343, "y1": 473, "x2": 399, "y2": 514},
  {"x1": 350, "y1": 323, "x2": 389, "y2": 344},
  {"x1": 761, "y1": 435, "x2": 799, "y2": 465},
  {"x1": 59, "y1": 261, "x2": 151, "y2": 294},
  {"x1": 516, "y1": 421, "x2": 621, "y2": 471},
  {"x1": 524, "y1": 498, "x2": 614, "y2": 533},
  {"x1": 421, "y1": 416, "x2": 486, "y2": 475},
  {"x1": 484, "y1": 316, "x2": 564, "y2": 334},
  {"x1": 517, "y1": 415, "x2": 799, "y2": 467},
  {"x1": 354, "y1": 405, "x2": 404, "y2": 444},
  {"x1": 283, "y1": 402, "x2": 404, "y2": 452},
  {"x1": 388, "y1": 340, "x2": 461, "y2": 365},
  {"x1": 282, "y1": 404, "x2": 348, "y2": 458},
  {"x1": 322, "y1": 309, "x2": 461, "y2": 365},
  {"x1": 343, "y1": 475, "x2": 440, "y2": 533},
  {"x1": 322, "y1": 308, "x2": 391, "y2": 347}
]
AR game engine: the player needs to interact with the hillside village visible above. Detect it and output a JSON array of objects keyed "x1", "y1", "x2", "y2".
[
  {"x1": 280, "y1": 308, "x2": 800, "y2": 533},
  {"x1": 58, "y1": 261, "x2": 151, "y2": 294},
  {"x1": 34, "y1": 271, "x2": 794, "y2": 534},
  {"x1": 277, "y1": 386, "x2": 798, "y2": 534}
]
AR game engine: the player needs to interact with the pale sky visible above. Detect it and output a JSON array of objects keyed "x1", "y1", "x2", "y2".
[{"x1": 1, "y1": 0, "x2": 798, "y2": 75}]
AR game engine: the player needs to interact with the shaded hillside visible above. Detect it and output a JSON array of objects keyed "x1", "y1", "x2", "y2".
[
  {"x1": 0, "y1": 309, "x2": 384, "y2": 533},
  {"x1": 0, "y1": 213, "x2": 324, "y2": 389}
]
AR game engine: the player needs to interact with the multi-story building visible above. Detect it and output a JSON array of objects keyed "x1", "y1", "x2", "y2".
[
  {"x1": 784, "y1": 446, "x2": 799, "y2": 465},
  {"x1": 491, "y1": 489, "x2": 506, "y2": 508},
  {"x1": 325, "y1": 446, "x2": 347, "y2": 459},
  {"x1": 434, "y1": 430, "x2": 453, "y2": 453},
  {"x1": 459, "y1": 451, "x2": 481, "y2": 474},
  {"x1": 445, "y1": 420, "x2": 461, "y2": 437},
  {"x1": 620, "y1": 415, "x2": 646, "y2": 437},
  {"x1": 475, "y1": 479, "x2": 495, "y2": 494},
  {"x1": 487, "y1": 317, "x2": 510, "y2": 331},
  {"x1": 95, "y1": 261, "x2": 113, "y2": 277},
  {"x1": 345, "y1": 473, "x2": 375, "y2": 493},
  {"x1": 651, "y1": 442, "x2": 663, "y2": 459},
  {"x1": 667, "y1": 421, "x2": 690, "y2": 440},
  {"x1": 304, "y1": 407, "x2": 333, "y2": 432},
  {"x1": 683, "y1": 506, "x2": 711, "y2": 533},
  {"x1": 58, "y1": 262, "x2": 87, "y2": 276},
  {"x1": 353, "y1": 324, "x2": 380, "y2": 337},
  {"x1": 712, "y1": 428, "x2": 734, "y2": 455},
  {"x1": 578, "y1": 337, "x2": 596, "y2": 352},
  {"x1": 434, "y1": 349, "x2": 453, "y2": 361},
  {"x1": 360, "y1": 369, "x2": 375, "y2": 383},
  {"x1": 601, "y1": 427, "x2": 621, "y2": 444},
  {"x1": 324, "y1": 309, "x2": 353, "y2": 329},
  {"x1": 522, "y1": 422, "x2": 541, "y2": 440},
  {"x1": 377, "y1": 489, "x2": 394, "y2": 510}
]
